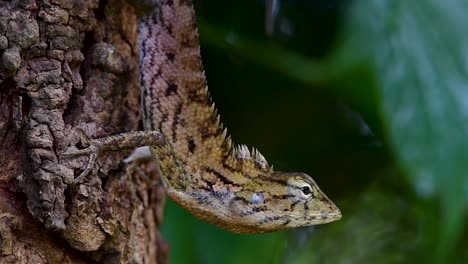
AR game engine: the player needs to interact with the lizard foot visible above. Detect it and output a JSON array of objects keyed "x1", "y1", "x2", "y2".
[
  {"x1": 62, "y1": 130, "x2": 165, "y2": 184},
  {"x1": 62, "y1": 145, "x2": 99, "y2": 184},
  {"x1": 61, "y1": 129, "x2": 100, "y2": 184}
]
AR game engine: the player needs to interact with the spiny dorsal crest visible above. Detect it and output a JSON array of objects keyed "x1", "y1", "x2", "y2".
[
  {"x1": 235, "y1": 144, "x2": 251, "y2": 160},
  {"x1": 232, "y1": 145, "x2": 269, "y2": 170},
  {"x1": 251, "y1": 147, "x2": 268, "y2": 170},
  {"x1": 204, "y1": 85, "x2": 269, "y2": 171}
]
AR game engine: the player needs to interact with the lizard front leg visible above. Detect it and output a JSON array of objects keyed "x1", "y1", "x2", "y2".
[{"x1": 62, "y1": 131, "x2": 167, "y2": 183}]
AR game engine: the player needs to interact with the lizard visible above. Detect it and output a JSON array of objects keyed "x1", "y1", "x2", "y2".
[{"x1": 66, "y1": 0, "x2": 341, "y2": 234}]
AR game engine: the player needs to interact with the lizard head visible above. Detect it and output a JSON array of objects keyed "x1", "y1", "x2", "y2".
[{"x1": 229, "y1": 172, "x2": 341, "y2": 233}]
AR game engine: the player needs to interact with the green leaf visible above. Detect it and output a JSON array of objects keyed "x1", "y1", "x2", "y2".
[
  {"x1": 162, "y1": 199, "x2": 286, "y2": 264},
  {"x1": 335, "y1": 0, "x2": 468, "y2": 260},
  {"x1": 288, "y1": 186, "x2": 432, "y2": 264}
]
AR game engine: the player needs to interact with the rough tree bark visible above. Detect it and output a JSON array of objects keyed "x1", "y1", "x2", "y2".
[{"x1": 0, "y1": 0, "x2": 169, "y2": 263}]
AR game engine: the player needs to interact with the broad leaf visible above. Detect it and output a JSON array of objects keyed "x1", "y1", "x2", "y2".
[{"x1": 336, "y1": 0, "x2": 468, "y2": 259}]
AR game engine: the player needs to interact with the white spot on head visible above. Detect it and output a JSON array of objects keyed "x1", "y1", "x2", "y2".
[{"x1": 251, "y1": 192, "x2": 264, "y2": 205}]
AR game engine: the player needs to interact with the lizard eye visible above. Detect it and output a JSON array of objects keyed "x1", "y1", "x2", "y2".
[
  {"x1": 301, "y1": 186, "x2": 312, "y2": 196},
  {"x1": 286, "y1": 177, "x2": 315, "y2": 201},
  {"x1": 299, "y1": 184, "x2": 314, "y2": 199}
]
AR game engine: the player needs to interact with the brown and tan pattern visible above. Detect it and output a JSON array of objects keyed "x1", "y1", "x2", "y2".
[{"x1": 73, "y1": 0, "x2": 341, "y2": 234}]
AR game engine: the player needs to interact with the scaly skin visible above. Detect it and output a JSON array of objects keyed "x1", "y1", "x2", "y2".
[
  {"x1": 67, "y1": 0, "x2": 341, "y2": 234},
  {"x1": 137, "y1": 0, "x2": 341, "y2": 233}
]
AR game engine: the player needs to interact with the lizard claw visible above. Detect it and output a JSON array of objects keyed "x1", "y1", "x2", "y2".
[
  {"x1": 59, "y1": 128, "x2": 102, "y2": 184},
  {"x1": 72, "y1": 151, "x2": 97, "y2": 184},
  {"x1": 61, "y1": 140, "x2": 100, "y2": 184},
  {"x1": 61, "y1": 144, "x2": 99, "y2": 184}
]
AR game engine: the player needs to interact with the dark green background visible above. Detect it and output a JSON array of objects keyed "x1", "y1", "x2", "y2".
[{"x1": 161, "y1": 0, "x2": 468, "y2": 263}]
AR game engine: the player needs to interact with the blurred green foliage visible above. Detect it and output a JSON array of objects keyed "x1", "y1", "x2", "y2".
[{"x1": 161, "y1": 0, "x2": 468, "y2": 263}]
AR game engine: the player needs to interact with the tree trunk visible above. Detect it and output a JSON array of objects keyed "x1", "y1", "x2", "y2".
[{"x1": 0, "y1": 0, "x2": 168, "y2": 263}]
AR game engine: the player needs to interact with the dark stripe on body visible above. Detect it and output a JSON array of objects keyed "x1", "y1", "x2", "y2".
[
  {"x1": 232, "y1": 196, "x2": 250, "y2": 205},
  {"x1": 167, "y1": 52, "x2": 175, "y2": 62},
  {"x1": 290, "y1": 200, "x2": 300, "y2": 209},
  {"x1": 271, "y1": 194, "x2": 295, "y2": 200},
  {"x1": 188, "y1": 138, "x2": 196, "y2": 153},
  {"x1": 171, "y1": 103, "x2": 183, "y2": 142},
  {"x1": 257, "y1": 177, "x2": 287, "y2": 186},
  {"x1": 258, "y1": 216, "x2": 282, "y2": 225},
  {"x1": 206, "y1": 168, "x2": 239, "y2": 187},
  {"x1": 165, "y1": 83, "x2": 178, "y2": 96}
]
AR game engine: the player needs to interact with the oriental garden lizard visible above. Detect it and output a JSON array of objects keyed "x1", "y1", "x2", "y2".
[{"x1": 65, "y1": 0, "x2": 341, "y2": 234}]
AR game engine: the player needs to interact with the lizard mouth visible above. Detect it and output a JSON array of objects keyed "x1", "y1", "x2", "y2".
[
  {"x1": 306, "y1": 207, "x2": 342, "y2": 224},
  {"x1": 325, "y1": 206, "x2": 342, "y2": 222},
  {"x1": 325, "y1": 210, "x2": 342, "y2": 222}
]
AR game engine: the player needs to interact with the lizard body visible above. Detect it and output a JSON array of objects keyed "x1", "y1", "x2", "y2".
[
  {"x1": 137, "y1": 0, "x2": 341, "y2": 233},
  {"x1": 68, "y1": 0, "x2": 341, "y2": 234}
]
